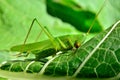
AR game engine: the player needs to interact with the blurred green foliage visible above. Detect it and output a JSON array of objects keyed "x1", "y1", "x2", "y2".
[{"x1": 46, "y1": 0, "x2": 103, "y2": 32}]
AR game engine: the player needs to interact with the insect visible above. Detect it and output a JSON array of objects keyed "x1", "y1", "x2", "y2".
[
  {"x1": 11, "y1": 19, "x2": 86, "y2": 60},
  {"x1": 10, "y1": 0, "x2": 106, "y2": 61}
]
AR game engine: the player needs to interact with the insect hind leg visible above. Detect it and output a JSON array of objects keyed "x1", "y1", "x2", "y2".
[
  {"x1": 17, "y1": 18, "x2": 58, "y2": 57},
  {"x1": 15, "y1": 18, "x2": 42, "y2": 57}
]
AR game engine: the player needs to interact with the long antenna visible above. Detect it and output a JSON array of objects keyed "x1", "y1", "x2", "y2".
[{"x1": 86, "y1": 0, "x2": 107, "y2": 35}]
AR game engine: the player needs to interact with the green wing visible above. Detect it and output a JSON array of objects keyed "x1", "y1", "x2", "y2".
[
  {"x1": 11, "y1": 34, "x2": 85, "y2": 52},
  {"x1": 11, "y1": 40, "x2": 54, "y2": 52}
]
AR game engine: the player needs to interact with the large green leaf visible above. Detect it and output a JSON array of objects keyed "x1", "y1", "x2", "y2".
[
  {"x1": 46, "y1": 0, "x2": 103, "y2": 32},
  {"x1": 46, "y1": 0, "x2": 120, "y2": 32},
  {"x1": 0, "y1": 20, "x2": 120, "y2": 80}
]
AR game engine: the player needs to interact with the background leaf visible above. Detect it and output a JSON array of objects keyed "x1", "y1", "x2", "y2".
[{"x1": 46, "y1": 0, "x2": 103, "y2": 32}]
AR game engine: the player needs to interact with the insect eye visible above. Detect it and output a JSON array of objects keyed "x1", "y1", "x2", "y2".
[{"x1": 74, "y1": 40, "x2": 80, "y2": 48}]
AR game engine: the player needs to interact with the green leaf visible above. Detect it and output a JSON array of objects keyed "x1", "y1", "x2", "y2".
[
  {"x1": 1, "y1": 20, "x2": 120, "y2": 79},
  {"x1": 46, "y1": 0, "x2": 103, "y2": 32}
]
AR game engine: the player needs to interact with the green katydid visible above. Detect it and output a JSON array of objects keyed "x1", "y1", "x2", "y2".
[
  {"x1": 10, "y1": 0, "x2": 106, "y2": 60},
  {"x1": 11, "y1": 19, "x2": 86, "y2": 60}
]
